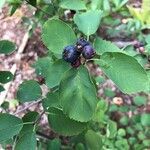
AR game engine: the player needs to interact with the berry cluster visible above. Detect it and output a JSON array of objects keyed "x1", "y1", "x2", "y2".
[{"x1": 62, "y1": 38, "x2": 95, "y2": 68}]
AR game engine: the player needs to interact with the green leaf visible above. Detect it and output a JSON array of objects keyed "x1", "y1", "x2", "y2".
[
  {"x1": 96, "y1": 52, "x2": 149, "y2": 93},
  {"x1": 75, "y1": 143, "x2": 85, "y2": 150},
  {"x1": 91, "y1": 0, "x2": 102, "y2": 10},
  {"x1": 19, "y1": 111, "x2": 39, "y2": 137},
  {"x1": 15, "y1": 132, "x2": 36, "y2": 150},
  {"x1": 104, "y1": 88, "x2": 115, "y2": 97},
  {"x1": 0, "y1": 40, "x2": 16, "y2": 54},
  {"x1": 0, "y1": 113, "x2": 23, "y2": 142},
  {"x1": 119, "y1": 116, "x2": 129, "y2": 126},
  {"x1": 48, "y1": 107, "x2": 87, "y2": 136},
  {"x1": 117, "y1": 128, "x2": 126, "y2": 137},
  {"x1": 47, "y1": 139, "x2": 61, "y2": 150},
  {"x1": 0, "y1": 85, "x2": 5, "y2": 92},
  {"x1": 59, "y1": 0, "x2": 86, "y2": 10},
  {"x1": 92, "y1": 100, "x2": 108, "y2": 122},
  {"x1": 115, "y1": 139, "x2": 129, "y2": 150},
  {"x1": 33, "y1": 56, "x2": 52, "y2": 77},
  {"x1": 17, "y1": 80, "x2": 42, "y2": 102},
  {"x1": 42, "y1": 19, "x2": 76, "y2": 54},
  {"x1": 85, "y1": 130, "x2": 102, "y2": 150},
  {"x1": 103, "y1": 0, "x2": 110, "y2": 14},
  {"x1": 0, "y1": 0, "x2": 5, "y2": 9},
  {"x1": 133, "y1": 96, "x2": 147, "y2": 106},
  {"x1": 45, "y1": 59, "x2": 71, "y2": 88},
  {"x1": 60, "y1": 66, "x2": 98, "y2": 122},
  {"x1": 141, "y1": 113, "x2": 150, "y2": 126},
  {"x1": 42, "y1": 90, "x2": 61, "y2": 111},
  {"x1": 74, "y1": 10, "x2": 103, "y2": 36},
  {"x1": 27, "y1": 0, "x2": 36, "y2": 7},
  {"x1": 15, "y1": 111, "x2": 38, "y2": 150},
  {"x1": 0, "y1": 71, "x2": 13, "y2": 84},
  {"x1": 145, "y1": 35, "x2": 150, "y2": 44},
  {"x1": 94, "y1": 37, "x2": 121, "y2": 55},
  {"x1": 106, "y1": 120, "x2": 117, "y2": 138}
]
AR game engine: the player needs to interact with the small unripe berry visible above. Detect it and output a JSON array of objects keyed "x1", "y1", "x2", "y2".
[
  {"x1": 62, "y1": 45, "x2": 80, "y2": 63},
  {"x1": 82, "y1": 45, "x2": 95, "y2": 59}
]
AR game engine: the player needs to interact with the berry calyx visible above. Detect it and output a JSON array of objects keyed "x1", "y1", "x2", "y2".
[
  {"x1": 82, "y1": 45, "x2": 95, "y2": 59},
  {"x1": 62, "y1": 45, "x2": 80, "y2": 63},
  {"x1": 76, "y1": 38, "x2": 90, "y2": 51},
  {"x1": 71, "y1": 57, "x2": 81, "y2": 68}
]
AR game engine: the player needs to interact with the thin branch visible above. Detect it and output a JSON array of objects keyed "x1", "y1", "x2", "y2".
[
  {"x1": 34, "y1": 110, "x2": 45, "y2": 125},
  {"x1": 36, "y1": 131, "x2": 52, "y2": 140},
  {"x1": 14, "y1": 99, "x2": 42, "y2": 115}
]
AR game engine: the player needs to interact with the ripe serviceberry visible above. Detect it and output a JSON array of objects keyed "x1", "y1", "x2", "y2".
[
  {"x1": 62, "y1": 45, "x2": 80, "y2": 63},
  {"x1": 82, "y1": 45, "x2": 95, "y2": 59},
  {"x1": 71, "y1": 57, "x2": 81, "y2": 68},
  {"x1": 76, "y1": 38, "x2": 90, "y2": 51}
]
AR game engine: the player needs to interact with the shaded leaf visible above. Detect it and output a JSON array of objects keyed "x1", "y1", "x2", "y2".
[
  {"x1": 43, "y1": 90, "x2": 60, "y2": 111},
  {"x1": 133, "y1": 96, "x2": 147, "y2": 106},
  {"x1": 96, "y1": 52, "x2": 149, "y2": 93},
  {"x1": 17, "y1": 80, "x2": 42, "y2": 102},
  {"x1": 74, "y1": 10, "x2": 103, "y2": 36},
  {"x1": 42, "y1": 19, "x2": 76, "y2": 54},
  {"x1": 60, "y1": 66, "x2": 98, "y2": 122},
  {"x1": 48, "y1": 107, "x2": 87, "y2": 136},
  {"x1": 0, "y1": 85, "x2": 5, "y2": 92},
  {"x1": 0, "y1": 40, "x2": 16, "y2": 54},
  {"x1": 0, "y1": 113, "x2": 23, "y2": 142},
  {"x1": 0, "y1": 71, "x2": 13, "y2": 84},
  {"x1": 141, "y1": 113, "x2": 150, "y2": 126},
  {"x1": 94, "y1": 37, "x2": 121, "y2": 55},
  {"x1": 85, "y1": 130, "x2": 102, "y2": 150},
  {"x1": 59, "y1": 0, "x2": 86, "y2": 10},
  {"x1": 15, "y1": 132, "x2": 36, "y2": 150},
  {"x1": 45, "y1": 59, "x2": 71, "y2": 88},
  {"x1": 47, "y1": 139, "x2": 61, "y2": 150}
]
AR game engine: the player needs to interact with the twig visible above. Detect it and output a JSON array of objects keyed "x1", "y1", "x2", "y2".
[
  {"x1": 36, "y1": 131, "x2": 52, "y2": 140},
  {"x1": 34, "y1": 110, "x2": 45, "y2": 125},
  {"x1": 14, "y1": 99, "x2": 42, "y2": 115},
  {"x1": 113, "y1": 40, "x2": 137, "y2": 48}
]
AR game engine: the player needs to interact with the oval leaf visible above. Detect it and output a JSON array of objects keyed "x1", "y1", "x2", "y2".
[
  {"x1": 74, "y1": 10, "x2": 103, "y2": 36},
  {"x1": 42, "y1": 90, "x2": 61, "y2": 111},
  {"x1": 0, "y1": 85, "x2": 5, "y2": 92},
  {"x1": 141, "y1": 113, "x2": 150, "y2": 126},
  {"x1": 96, "y1": 52, "x2": 149, "y2": 93},
  {"x1": 17, "y1": 80, "x2": 42, "y2": 102},
  {"x1": 85, "y1": 130, "x2": 102, "y2": 150},
  {"x1": 48, "y1": 107, "x2": 87, "y2": 136},
  {"x1": 94, "y1": 37, "x2": 121, "y2": 55},
  {"x1": 0, "y1": 71, "x2": 13, "y2": 84},
  {"x1": 45, "y1": 59, "x2": 71, "y2": 88},
  {"x1": 0, "y1": 113, "x2": 23, "y2": 142},
  {"x1": 15, "y1": 132, "x2": 36, "y2": 150},
  {"x1": 59, "y1": 0, "x2": 86, "y2": 10},
  {"x1": 59, "y1": 66, "x2": 98, "y2": 122},
  {"x1": 0, "y1": 40, "x2": 16, "y2": 54},
  {"x1": 42, "y1": 19, "x2": 76, "y2": 54}
]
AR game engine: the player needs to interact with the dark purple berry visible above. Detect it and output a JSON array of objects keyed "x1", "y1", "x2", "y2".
[
  {"x1": 71, "y1": 57, "x2": 81, "y2": 68},
  {"x1": 62, "y1": 45, "x2": 80, "y2": 63},
  {"x1": 76, "y1": 38, "x2": 90, "y2": 51},
  {"x1": 82, "y1": 45, "x2": 95, "y2": 59}
]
